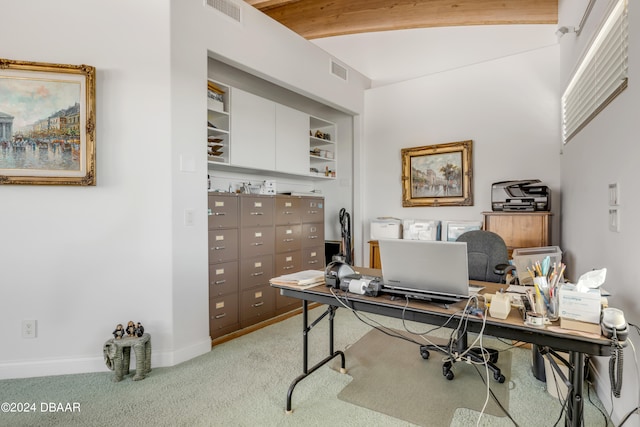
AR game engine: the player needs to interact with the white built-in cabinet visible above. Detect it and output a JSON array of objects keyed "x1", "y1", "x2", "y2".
[{"x1": 207, "y1": 80, "x2": 337, "y2": 180}]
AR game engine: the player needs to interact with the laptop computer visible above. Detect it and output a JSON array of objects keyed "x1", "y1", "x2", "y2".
[{"x1": 378, "y1": 239, "x2": 470, "y2": 303}]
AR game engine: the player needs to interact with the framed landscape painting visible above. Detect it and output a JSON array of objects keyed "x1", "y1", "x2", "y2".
[
  {"x1": 0, "y1": 58, "x2": 96, "y2": 185},
  {"x1": 402, "y1": 140, "x2": 473, "y2": 207}
]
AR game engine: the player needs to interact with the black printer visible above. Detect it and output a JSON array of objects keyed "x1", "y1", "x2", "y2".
[{"x1": 491, "y1": 180, "x2": 550, "y2": 212}]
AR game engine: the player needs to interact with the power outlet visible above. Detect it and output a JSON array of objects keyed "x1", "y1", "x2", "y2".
[{"x1": 22, "y1": 320, "x2": 37, "y2": 338}]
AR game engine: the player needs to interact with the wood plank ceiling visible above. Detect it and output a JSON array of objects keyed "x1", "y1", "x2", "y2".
[{"x1": 244, "y1": 0, "x2": 558, "y2": 39}]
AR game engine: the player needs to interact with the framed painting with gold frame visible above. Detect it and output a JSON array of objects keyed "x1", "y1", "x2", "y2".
[
  {"x1": 0, "y1": 58, "x2": 96, "y2": 185},
  {"x1": 402, "y1": 140, "x2": 473, "y2": 207}
]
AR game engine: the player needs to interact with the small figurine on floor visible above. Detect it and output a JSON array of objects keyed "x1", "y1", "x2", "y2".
[
  {"x1": 135, "y1": 322, "x2": 145, "y2": 337},
  {"x1": 113, "y1": 324, "x2": 125, "y2": 339},
  {"x1": 126, "y1": 321, "x2": 136, "y2": 337}
]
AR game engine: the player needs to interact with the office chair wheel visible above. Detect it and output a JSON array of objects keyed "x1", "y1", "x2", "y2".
[
  {"x1": 494, "y1": 372, "x2": 505, "y2": 383},
  {"x1": 443, "y1": 361, "x2": 454, "y2": 380},
  {"x1": 419, "y1": 346, "x2": 430, "y2": 359}
]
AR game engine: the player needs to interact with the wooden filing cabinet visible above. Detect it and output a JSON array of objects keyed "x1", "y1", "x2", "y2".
[
  {"x1": 208, "y1": 193, "x2": 240, "y2": 339},
  {"x1": 482, "y1": 211, "x2": 552, "y2": 257},
  {"x1": 208, "y1": 193, "x2": 326, "y2": 340}
]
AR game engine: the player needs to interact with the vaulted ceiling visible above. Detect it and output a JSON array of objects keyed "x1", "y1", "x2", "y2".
[{"x1": 244, "y1": 0, "x2": 558, "y2": 40}]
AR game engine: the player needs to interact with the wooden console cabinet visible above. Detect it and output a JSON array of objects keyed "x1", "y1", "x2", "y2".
[{"x1": 482, "y1": 211, "x2": 552, "y2": 257}]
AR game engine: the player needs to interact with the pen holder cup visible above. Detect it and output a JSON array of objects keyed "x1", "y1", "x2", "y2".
[
  {"x1": 533, "y1": 277, "x2": 549, "y2": 317},
  {"x1": 547, "y1": 292, "x2": 559, "y2": 322}
]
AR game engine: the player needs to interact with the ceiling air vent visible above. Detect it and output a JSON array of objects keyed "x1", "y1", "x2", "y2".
[
  {"x1": 330, "y1": 60, "x2": 348, "y2": 81},
  {"x1": 205, "y1": 0, "x2": 241, "y2": 23}
]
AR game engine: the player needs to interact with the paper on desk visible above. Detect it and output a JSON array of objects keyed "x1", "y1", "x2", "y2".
[{"x1": 576, "y1": 268, "x2": 606, "y2": 292}]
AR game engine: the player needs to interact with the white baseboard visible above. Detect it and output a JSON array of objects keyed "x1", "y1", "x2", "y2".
[{"x1": 0, "y1": 337, "x2": 212, "y2": 380}]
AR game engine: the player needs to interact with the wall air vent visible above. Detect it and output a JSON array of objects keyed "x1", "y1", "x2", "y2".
[
  {"x1": 330, "y1": 60, "x2": 348, "y2": 81},
  {"x1": 205, "y1": 0, "x2": 241, "y2": 23}
]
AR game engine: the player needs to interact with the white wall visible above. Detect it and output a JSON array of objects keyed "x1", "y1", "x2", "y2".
[
  {"x1": 0, "y1": 0, "x2": 367, "y2": 379},
  {"x1": 362, "y1": 45, "x2": 561, "y2": 265},
  {"x1": 0, "y1": 0, "x2": 174, "y2": 377},
  {"x1": 559, "y1": 0, "x2": 640, "y2": 424}
]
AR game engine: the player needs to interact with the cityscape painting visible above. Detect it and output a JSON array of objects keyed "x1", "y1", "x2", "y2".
[
  {"x1": 0, "y1": 58, "x2": 95, "y2": 185},
  {"x1": 402, "y1": 140, "x2": 473, "y2": 207}
]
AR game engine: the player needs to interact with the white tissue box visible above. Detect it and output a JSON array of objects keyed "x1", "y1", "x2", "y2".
[{"x1": 558, "y1": 284, "x2": 602, "y2": 324}]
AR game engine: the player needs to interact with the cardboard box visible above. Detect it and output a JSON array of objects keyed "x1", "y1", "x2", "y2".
[
  {"x1": 558, "y1": 284, "x2": 602, "y2": 324},
  {"x1": 560, "y1": 317, "x2": 602, "y2": 335}
]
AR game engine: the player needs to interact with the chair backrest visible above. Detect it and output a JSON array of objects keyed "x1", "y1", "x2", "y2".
[{"x1": 456, "y1": 230, "x2": 509, "y2": 283}]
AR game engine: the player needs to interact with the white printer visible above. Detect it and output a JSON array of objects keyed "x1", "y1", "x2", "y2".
[{"x1": 370, "y1": 218, "x2": 402, "y2": 240}]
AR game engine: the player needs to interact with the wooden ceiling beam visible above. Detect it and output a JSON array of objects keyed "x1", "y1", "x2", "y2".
[{"x1": 246, "y1": 0, "x2": 558, "y2": 39}]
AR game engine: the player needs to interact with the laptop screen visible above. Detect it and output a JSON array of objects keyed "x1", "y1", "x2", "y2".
[{"x1": 378, "y1": 239, "x2": 469, "y2": 302}]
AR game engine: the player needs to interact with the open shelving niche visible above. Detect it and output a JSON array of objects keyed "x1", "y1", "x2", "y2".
[
  {"x1": 309, "y1": 116, "x2": 337, "y2": 179},
  {"x1": 207, "y1": 79, "x2": 230, "y2": 165}
]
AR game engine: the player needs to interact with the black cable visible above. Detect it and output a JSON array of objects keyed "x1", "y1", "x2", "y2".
[
  {"x1": 609, "y1": 332, "x2": 624, "y2": 398},
  {"x1": 586, "y1": 379, "x2": 610, "y2": 427},
  {"x1": 472, "y1": 363, "x2": 519, "y2": 426},
  {"x1": 618, "y1": 406, "x2": 640, "y2": 426}
]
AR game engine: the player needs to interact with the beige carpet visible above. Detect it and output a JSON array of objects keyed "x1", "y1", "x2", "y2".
[{"x1": 332, "y1": 328, "x2": 512, "y2": 427}]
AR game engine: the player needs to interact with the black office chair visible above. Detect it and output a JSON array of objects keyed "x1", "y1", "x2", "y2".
[{"x1": 420, "y1": 230, "x2": 512, "y2": 383}]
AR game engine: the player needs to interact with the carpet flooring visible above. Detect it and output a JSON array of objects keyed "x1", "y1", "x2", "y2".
[{"x1": 332, "y1": 328, "x2": 511, "y2": 426}]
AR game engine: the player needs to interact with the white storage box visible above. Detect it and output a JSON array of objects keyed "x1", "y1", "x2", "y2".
[
  {"x1": 403, "y1": 219, "x2": 441, "y2": 241},
  {"x1": 442, "y1": 220, "x2": 482, "y2": 241},
  {"x1": 558, "y1": 283, "x2": 602, "y2": 324},
  {"x1": 370, "y1": 218, "x2": 402, "y2": 240},
  {"x1": 512, "y1": 246, "x2": 562, "y2": 286}
]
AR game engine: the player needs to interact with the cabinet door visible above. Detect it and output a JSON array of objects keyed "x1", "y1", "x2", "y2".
[
  {"x1": 230, "y1": 88, "x2": 275, "y2": 170},
  {"x1": 276, "y1": 104, "x2": 309, "y2": 176}
]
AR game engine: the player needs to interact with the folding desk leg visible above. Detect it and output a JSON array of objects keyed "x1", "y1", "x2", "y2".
[
  {"x1": 566, "y1": 351, "x2": 585, "y2": 427},
  {"x1": 285, "y1": 300, "x2": 346, "y2": 414}
]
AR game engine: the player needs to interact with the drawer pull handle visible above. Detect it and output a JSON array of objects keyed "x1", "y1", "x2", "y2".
[
  {"x1": 284, "y1": 211, "x2": 293, "y2": 214},
  {"x1": 214, "y1": 313, "x2": 227, "y2": 319},
  {"x1": 309, "y1": 210, "x2": 318, "y2": 214},
  {"x1": 308, "y1": 260, "x2": 318, "y2": 264},
  {"x1": 252, "y1": 242, "x2": 263, "y2": 246},
  {"x1": 251, "y1": 272, "x2": 264, "y2": 277},
  {"x1": 284, "y1": 265, "x2": 294, "y2": 270},
  {"x1": 283, "y1": 238, "x2": 294, "y2": 242},
  {"x1": 250, "y1": 212, "x2": 264, "y2": 216},
  {"x1": 308, "y1": 236, "x2": 318, "y2": 239},
  {"x1": 214, "y1": 280, "x2": 226, "y2": 285},
  {"x1": 253, "y1": 302, "x2": 264, "y2": 307},
  {"x1": 214, "y1": 212, "x2": 226, "y2": 216},
  {"x1": 213, "y1": 246, "x2": 226, "y2": 250}
]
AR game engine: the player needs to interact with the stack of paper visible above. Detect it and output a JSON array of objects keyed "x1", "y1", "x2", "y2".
[{"x1": 269, "y1": 270, "x2": 325, "y2": 287}]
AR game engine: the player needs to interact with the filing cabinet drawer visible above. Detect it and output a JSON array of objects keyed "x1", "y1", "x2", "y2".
[
  {"x1": 209, "y1": 261, "x2": 238, "y2": 297},
  {"x1": 301, "y1": 223, "x2": 324, "y2": 247},
  {"x1": 208, "y1": 193, "x2": 239, "y2": 229},
  {"x1": 302, "y1": 245, "x2": 325, "y2": 269},
  {"x1": 275, "y1": 224, "x2": 302, "y2": 253},
  {"x1": 275, "y1": 252, "x2": 302, "y2": 275},
  {"x1": 240, "y1": 226, "x2": 275, "y2": 258},
  {"x1": 240, "y1": 255, "x2": 273, "y2": 290},
  {"x1": 275, "y1": 196, "x2": 302, "y2": 225},
  {"x1": 210, "y1": 294, "x2": 239, "y2": 332},
  {"x1": 240, "y1": 286, "x2": 275, "y2": 327},
  {"x1": 276, "y1": 291, "x2": 302, "y2": 311},
  {"x1": 240, "y1": 196, "x2": 275, "y2": 227},
  {"x1": 208, "y1": 229, "x2": 238, "y2": 263},
  {"x1": 301, "y1": 197, "x2": 324, "y2": 223}
]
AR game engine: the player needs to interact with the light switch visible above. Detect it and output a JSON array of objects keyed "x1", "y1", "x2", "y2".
[
  {"x1": 608, "y1": 183, "x2": 620, "y2": 206},
  {"x1": 609, "y1": 208, "x2": 620, "y2": 232}
]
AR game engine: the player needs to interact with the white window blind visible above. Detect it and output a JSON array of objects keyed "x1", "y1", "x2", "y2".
[{"x1": 562, "y1": 0, "x2": 628, "y2": 144}]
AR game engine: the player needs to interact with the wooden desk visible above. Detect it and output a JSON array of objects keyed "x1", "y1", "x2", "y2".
[
  {"x1": 273, "y1": 277, "x2": 612, "y2": 426},
  {"x1": 368, "y1": 240, "x2": 381, "y2": 269}
]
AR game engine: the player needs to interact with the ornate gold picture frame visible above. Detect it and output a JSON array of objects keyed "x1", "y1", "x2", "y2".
[
  {"x1": 402, "y1": 140, "x2": 473, "y2": 207},
  {"x1": 0, "y1": 58, "x2": 96, "y2": 185}
]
